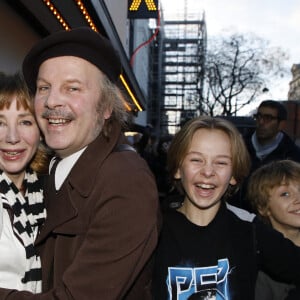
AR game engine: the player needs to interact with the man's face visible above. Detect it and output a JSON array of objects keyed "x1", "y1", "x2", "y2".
[
  {"x1": 34, "y1": 56, "x2": 112, "y2": 158},
  {"x1": 255, "y1": 106, "x2": 281, "y2": 144}
]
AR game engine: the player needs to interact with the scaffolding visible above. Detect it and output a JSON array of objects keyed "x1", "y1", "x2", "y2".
[{"x1": 148, "y1": 3, "x2": 207, "y2": 136}]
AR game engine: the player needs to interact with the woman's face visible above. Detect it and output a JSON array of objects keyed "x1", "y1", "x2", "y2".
[{"x1": 0, "y1": 97, "x2": 40, "y2": 182}]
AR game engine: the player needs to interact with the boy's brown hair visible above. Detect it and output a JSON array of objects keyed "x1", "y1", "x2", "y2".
[
  {"x1": 167, "y1": 116, "x2": 251, "y2": 199},
  {"x1": 247, "y1": 160, "x2": 300, "y2": 223}
]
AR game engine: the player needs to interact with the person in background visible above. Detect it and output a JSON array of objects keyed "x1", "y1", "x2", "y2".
[
  {"x1": 0, "y1": 27, "x2": 160, "y2": 299},
  {"x1": 152, "y1": 116, "x2": 300, "y2": 300},
  {"x1": 151, "y1": 135, "x2": 173, "y2": 201},
  {"x1": 229, "y1": 100, "x2": 300, "y2": 211},
  {"x1": 0, "y1": 72, "x2": 49, "y2": 293},
  {"x1": 247, "y1": 159, "x2": 300, "y2": 300},
  {"x1": 247, "y1": 100, "x2": 300, "y2": 169}
]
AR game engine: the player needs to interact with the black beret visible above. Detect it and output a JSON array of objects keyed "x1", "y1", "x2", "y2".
[{"x1": 22, "y1": 27, "x2": 121, "y2": 92}]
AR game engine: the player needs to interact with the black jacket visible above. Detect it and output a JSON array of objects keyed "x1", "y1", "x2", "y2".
[{"x1": 245, "y1": 131, "x2": 300, "y2": 172}]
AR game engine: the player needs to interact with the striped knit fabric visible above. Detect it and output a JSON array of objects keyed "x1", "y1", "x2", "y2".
[{"x1": 0, "y1": 169, "x2": 46, "y2": 292}]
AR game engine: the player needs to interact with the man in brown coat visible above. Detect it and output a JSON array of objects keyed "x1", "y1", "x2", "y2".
[{"x1": 0, "y1": 27, "x2": 160, "y2": 299}]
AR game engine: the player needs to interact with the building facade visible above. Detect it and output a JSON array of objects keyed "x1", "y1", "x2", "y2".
[
  {"x1": 0, "y1": 0, "x2": 153, "y2": 128},
  {"x1": 288, "y1": 63, "x2": 300, "y2": 100}
]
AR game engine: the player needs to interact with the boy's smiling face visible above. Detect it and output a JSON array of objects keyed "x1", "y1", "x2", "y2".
[{"x1": 175, "y1": 128, "x2": 236, "y2": 224}]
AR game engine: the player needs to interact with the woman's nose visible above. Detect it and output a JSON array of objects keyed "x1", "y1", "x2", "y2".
[{"x1": 6, "y1": 126, "x2": 20, "y2": 144}]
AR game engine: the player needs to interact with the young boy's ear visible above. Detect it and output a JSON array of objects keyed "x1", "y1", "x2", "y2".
[
  {"x1": 229, "y1": 177, "x2": 237, "y2": 186},
  {"x1": 174, "y1": 169, "x2": 181, "y2": 179},
  {"x1": 258, "y1": 206, "x2": 269, "y2": 218}
]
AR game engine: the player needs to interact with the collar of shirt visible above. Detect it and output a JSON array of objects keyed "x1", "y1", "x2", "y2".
[{"x1": 50, "y1": 147, "x2": 87, "y2": 190}]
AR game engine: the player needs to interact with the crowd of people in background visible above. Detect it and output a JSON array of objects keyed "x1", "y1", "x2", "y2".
[
  {"x1": 130, "y1": 100, "x2": 300, "y2": 300},
  {"x1": 152, "y1": 116, "x2": 300, "y2": 300},
  {"x1": 1, "y1": 25, "x2": 300, "y2": 300}
]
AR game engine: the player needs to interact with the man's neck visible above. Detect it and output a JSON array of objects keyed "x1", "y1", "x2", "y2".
[{"x1": 256, "y1": 135, "x2": 277, "y2": 146}]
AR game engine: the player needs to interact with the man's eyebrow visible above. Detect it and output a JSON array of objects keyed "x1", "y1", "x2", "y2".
[
  {"x1": 64, "y1": 79, "x2": 82, "y2": 84},
  {"x1": 36, "y1": 77, "x2": 82, "y2": 84}
]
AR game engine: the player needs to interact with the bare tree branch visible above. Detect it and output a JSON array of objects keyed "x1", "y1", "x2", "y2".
[{"x1": 201, "y1": 33, "x2": 289, "y2": 116}]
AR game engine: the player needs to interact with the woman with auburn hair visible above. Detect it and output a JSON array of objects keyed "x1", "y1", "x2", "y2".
[{"x1": 0, "y1": 72, "x2": 50, "y2": 292}]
